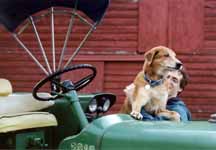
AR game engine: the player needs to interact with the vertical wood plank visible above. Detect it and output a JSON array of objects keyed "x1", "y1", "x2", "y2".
[
  {"x1": 138, "y1": 0, "x2": 168, "y2": 53},
  {"x1": 168, "y1": 0, "x2": 204, "y2": 51}
]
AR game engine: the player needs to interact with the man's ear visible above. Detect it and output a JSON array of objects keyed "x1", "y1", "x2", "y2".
[{"x1": 178, "y1": 87, "x2": 183, "y2": 93}]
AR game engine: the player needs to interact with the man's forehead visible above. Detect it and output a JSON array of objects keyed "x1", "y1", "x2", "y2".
[{"x1": 167, "y1": 70, "x2": 182, "y2": 79}]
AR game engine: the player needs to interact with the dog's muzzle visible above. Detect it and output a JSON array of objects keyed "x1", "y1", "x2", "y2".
[{"x1": 167, "y1": 62, "x2": 182, "y2": 70}]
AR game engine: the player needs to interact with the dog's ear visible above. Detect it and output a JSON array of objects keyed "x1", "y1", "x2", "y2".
[{"x1": 144, "y1": 49, "x2": 159, "y2": 65}]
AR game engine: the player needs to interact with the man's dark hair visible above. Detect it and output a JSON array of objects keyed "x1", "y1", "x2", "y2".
[{"x1": 179, "y1": 67, "x2": 189, "y2": 90}]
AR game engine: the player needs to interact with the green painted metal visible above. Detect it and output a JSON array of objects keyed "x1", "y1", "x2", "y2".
[
  {"x1": 2, "y1": 92, "x2": 216, "y2": 150},
  {"x1": 58, "y1": 114, "x2": 216, "y2": 150},
  {"x1": 47, "y1": 97, "x2": 81, "y2": 148},
  {"x1": 100, "y1": 120, "x2": 216, "y2": 150},
  {"x1": 44, "y1": 92, "x2": 99, "y2": 148},
  {"x1": 16, "y1": 131, "x2": 45, "y2": 150},
  {"x1": 66, "y1": 91, "x2": 89, "y2": 129},
  {"x1": 58, "y1": 114, "x2": 133, "y2": 149}
]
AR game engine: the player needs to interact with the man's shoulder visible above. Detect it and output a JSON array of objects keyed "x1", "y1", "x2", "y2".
[{"x1": 167, "y1": 97, "x2": 185, "y2": 106}]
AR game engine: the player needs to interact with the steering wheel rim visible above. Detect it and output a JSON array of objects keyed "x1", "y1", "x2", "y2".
[{"x1": 33, "y1": 64, "x2": 97, "y2": 101}]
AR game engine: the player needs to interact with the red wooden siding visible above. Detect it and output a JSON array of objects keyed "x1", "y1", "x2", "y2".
[
  {"x1": 0, "y1": 0, "x2": 216, "y2": 120},
  {"x1": 138, "y1": 0, "x2": 168, "y2": 52},
  {"x1": 83, "y1": 2, "x2": 138, "y2": 53},
  {"x1": 138, "y1": 0, "x2": 204, "y2": 52},
  {"x1": 168, "y1": 0, "x2": 204, "y2": 51}
]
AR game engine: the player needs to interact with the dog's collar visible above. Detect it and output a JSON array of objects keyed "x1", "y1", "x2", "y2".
[{"x1": 144, "y1": 74, "x2": 164, "y2": 88}]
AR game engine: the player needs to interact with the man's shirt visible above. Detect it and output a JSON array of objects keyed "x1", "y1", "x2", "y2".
[{"x1": 141, "y1": 97, "x2": 192, "y2": 122}]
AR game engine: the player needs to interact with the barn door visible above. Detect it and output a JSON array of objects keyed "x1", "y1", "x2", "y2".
[{"x1": 138, "y1": 0, "x2": 204, "y2": 53}]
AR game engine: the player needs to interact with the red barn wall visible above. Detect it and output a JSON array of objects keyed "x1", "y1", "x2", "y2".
[{"x1": 0, "y1": 0, "x2": 216, "y2": 120}]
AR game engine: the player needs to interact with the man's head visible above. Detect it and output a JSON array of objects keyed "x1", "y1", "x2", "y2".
[{"x1": 165, "y1": 67, "x2": 189, "y2": 98}]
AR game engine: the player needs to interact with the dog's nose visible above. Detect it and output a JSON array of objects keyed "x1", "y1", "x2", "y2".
[{"x1": 175, "y1": 62, "x2": 182, "y2": 70}]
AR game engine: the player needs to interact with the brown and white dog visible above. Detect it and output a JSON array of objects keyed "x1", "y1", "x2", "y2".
[{"x1": 120, "y1": 46, "x2": 182, "y2": 121}]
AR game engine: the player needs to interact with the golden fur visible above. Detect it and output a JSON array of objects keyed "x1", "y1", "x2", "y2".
[{"x1": 120, "y1": 46, "x2": 182, "y2": 121}]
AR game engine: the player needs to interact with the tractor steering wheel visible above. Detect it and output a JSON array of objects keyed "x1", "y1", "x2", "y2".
[{"x1": 32, "y1": 64, "x2": 96, "y2": 101}]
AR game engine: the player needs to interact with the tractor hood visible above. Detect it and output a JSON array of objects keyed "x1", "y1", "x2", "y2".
[
  {"x1": 59, "y1": 114, "x2": 216, "y2": 150},
  {"x1": 100, "y1": 115, "x2": 216, "y2": 150}
]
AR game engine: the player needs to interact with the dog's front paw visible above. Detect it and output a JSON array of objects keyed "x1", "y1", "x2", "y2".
[
  {"x1": 172, "y1": 112, "x2": 181, "y2": 122},
  {"x1": 169, "y1": 111, "x2": 181, "y2": 122},
  {"x1": 130, "y1": 111, "x2": 143, "y2": 120}
]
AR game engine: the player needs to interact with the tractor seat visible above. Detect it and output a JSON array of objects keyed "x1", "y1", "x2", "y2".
[
  {"x1": 0, "y1": 78, "x2": 12, "y2": 96},
  {"x1": 0, "y1": 92, "x2": 55, "y2": 115},
  {"x1": 0, "y1": 112, "x2": 57, "y2": 133},
  {"x1": 0, "y1": 79, "x2": 57, "y2": 133}
]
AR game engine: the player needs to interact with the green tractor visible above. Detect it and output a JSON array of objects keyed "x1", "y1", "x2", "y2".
[{"x1": 0, "y1": 0, "x2": 216, "y2": 149}]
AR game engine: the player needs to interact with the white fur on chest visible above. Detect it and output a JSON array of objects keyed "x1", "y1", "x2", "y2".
[
  {"x1": 143, "y1": 85, "x2": 168, "y2": 113},
  {"x1": 135, "y1": 84, "x2": 168, "y2": 113},
  {"x1": 124, "y1": 83, "x2": 169, "y2": 113}
]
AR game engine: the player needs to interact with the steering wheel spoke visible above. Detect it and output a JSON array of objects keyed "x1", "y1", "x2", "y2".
[{"x1": 74, "y1": 74, "x2": 94, "y2": 90}]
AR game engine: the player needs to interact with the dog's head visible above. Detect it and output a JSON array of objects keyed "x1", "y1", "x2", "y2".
[{"x1": 143, "y1": 46, "x2": 182, "y2": 76}]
